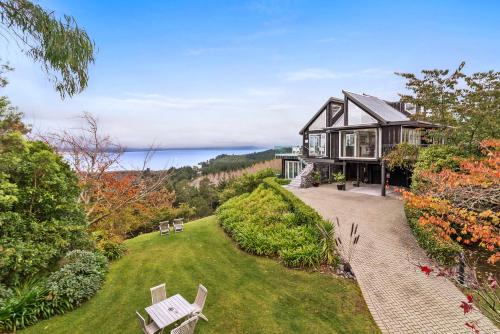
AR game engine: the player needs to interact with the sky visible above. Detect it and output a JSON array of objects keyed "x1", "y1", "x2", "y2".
[{"x1": 1, "y1": 0, "x2": 499, "y2": 149}]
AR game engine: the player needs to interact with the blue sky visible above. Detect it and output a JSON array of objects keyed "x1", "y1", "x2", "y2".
[{"x1": 2, "y1": 0, "x2": 499, "y2": 148}]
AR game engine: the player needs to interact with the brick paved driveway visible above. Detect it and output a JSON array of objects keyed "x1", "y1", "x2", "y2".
[{"x1": 288, "y1": 184, "x2": 498, "y2": 334}]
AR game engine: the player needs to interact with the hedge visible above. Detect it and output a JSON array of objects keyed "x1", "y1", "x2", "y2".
[
  {"x1": 262, "y1": 177, "x2": 323, "y2": 226},
  {"x1": 404, "y1": 205, "x2": 462, "y2": 266},
  {"x1": 217, "y1": 179, "x2": 338, "y2": 268}
]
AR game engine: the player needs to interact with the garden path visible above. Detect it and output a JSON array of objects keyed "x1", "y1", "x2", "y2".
[{"x1": 288, "y1": 184, "x2": 498, "y2": 334}]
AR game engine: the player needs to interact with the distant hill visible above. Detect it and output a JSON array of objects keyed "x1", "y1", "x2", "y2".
[{"x1": 199, "y1": 148, "x2": 288, "y2": 175}]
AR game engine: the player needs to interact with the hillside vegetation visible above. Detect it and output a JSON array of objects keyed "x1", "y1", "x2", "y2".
[{"x1": 199, "y1": 149, "x2": 281, "y2": 174}]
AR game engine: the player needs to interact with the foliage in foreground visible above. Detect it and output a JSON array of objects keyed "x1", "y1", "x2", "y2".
[
  {"x1": 0, "y1": 0, "x2": 95, "y2": 98},
  {"x1": 404, "y1": 205, "x2": 462, "y2": 266},
  {"x1": 217, "y1": 178, "x2": 337, "y2": 268},
  {"x1": 403, "y1": 140, "x2": 500, "y2": 264},
  {"x1": 0, "y1": 130, "x2": 92, "y2": 286},
  {"x1": 0, "y1": 250, "x2": 107, "y2": 332}
]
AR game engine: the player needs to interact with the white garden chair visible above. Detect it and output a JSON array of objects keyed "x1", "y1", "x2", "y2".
[
  {"x1": 173, "y1": 218, "x2": 184, "y2": 233},
  {"x1": 170, "y1": 316, "x2": 199, "y2": 334},
  {"x1": 136, "y1": 311, "x2": 161, "y2": 334},
  {"x1": 150, "y1": 283, "x2": 167, "y2": 304},
  {"x1": 159, "y1": 221, "x2": 170, "y2": 236},
  {"x1": 190, "y1": 284, "x2": 208, "y2": 321}
]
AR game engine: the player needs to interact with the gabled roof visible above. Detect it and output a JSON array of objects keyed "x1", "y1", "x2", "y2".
[
  {"x1": 343, "y1": 91, "x2": 410, "y2": 123},
  {"x1": 299, "y1": 97, "x2": 344, "y2": 135}
]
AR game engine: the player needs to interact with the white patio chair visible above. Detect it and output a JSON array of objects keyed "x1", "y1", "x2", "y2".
[
  {"x1": 136, "y1": 311, "x2": 161, "y2": 334},
  {"x1": 170, "y1": 316, "x2": 199, "y2": 334},
  {"x1": 190, "y1": 284, "x2": 208, "y2": 322},
  {"x1": 173, "y1": 218, "x2": 184, "y2": 233},
  {"x1": 150, "y1": 283, "x2": 167, "y2": 304},
  {"x1": 159, "y1": 221, "x2": 170, "y2": 236}
]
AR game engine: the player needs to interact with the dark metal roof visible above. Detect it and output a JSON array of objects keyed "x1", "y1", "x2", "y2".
[
  {"x1": 299, "y1": 97, "x2": 343, "y2": 135},
  {"x1": 343, "y1": 91, "x2": 410, "y2": 123}
]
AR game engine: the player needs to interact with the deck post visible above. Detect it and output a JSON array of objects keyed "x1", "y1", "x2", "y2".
[
  {"x1": 381, "y1": 162, "x2": 386, "y2": 196},
  {"x1": 356, "y1": 164, "x2": 360, "y2": 184},
  {"x1": 342, "y1": 161, "x2": 346, "y2": 177}
]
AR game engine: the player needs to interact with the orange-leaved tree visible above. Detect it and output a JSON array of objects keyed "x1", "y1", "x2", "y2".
[{"x1": 403, "y1": 139, "x2": 500, "y2": 264}]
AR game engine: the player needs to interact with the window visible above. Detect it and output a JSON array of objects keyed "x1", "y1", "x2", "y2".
[
  {"x1": 332, "y1": 114, "x2": 344, "y2": 127},
  {"x1": 340, "y1": 129, "x2": 377, "y2": 158},
  {"x1": 357, "y1": 130, "x2": 377, "y2": 157},
  {"x1": 402, "y1": 128, "x2": 421, "y2": 145},
  {"x1": 341, "y1": 131, "x2": 355, "y2": 157},
  {"x1": 309, "y1": 133, "x2": 326, "y2": 156},
  {"x1": 309, "y1": 109, "x2": 326, "y2": 130},
  {"x1": 347, "y1": 101, "x2": 377, "y2": 125}
]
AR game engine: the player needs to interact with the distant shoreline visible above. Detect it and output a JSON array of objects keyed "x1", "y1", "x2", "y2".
[{"x1": 121, "y1": 146, "x2": 270, "y2": 152}]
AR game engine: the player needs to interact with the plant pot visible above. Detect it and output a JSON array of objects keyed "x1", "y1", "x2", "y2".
[
  {"x1": 343, "y1": 262, "x2": 354, "y2": 276},
  {"x1": 337, "y1": 184, "x2": 345, "y2": 191},
  {"x1": 353, "y1": 182, "x2": 360, "y2": 187},
  {"x1": 312, "y1": 182, "x2": 320, "y2": 187}
]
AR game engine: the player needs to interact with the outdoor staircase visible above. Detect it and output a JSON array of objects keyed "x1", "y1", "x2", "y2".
[{"x1": 288, "y1": 163, "x2": 313, "y2": 188}]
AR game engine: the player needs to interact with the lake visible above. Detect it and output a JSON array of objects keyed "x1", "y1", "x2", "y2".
[{"x1": 117, "y1": 148, "x2": 268, "y2": 170}]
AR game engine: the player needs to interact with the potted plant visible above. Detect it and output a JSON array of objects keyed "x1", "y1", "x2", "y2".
[
  {"x1": 312, "y1": 170, "x2": 321, "y2": 187},
  {"x1": 332, "y1": 172, "x2": 346, "y2": 190}
]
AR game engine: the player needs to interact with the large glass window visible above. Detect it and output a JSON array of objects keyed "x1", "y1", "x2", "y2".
[
  {"x1": 341, "y1": 131, "x2": 355, "y2": 157},
  {"x1": 357, "y1": 130, "x2": 377, "y2": 157},
  {"x1": 340, "y1": 129, "x2": 377, "y2": 158},
  {"x1": 402, "y1": 128, "x2": 421, "y2": 145},
  {"x1": 308, "y1": 133, "x2": 326, "y2": 156},
  {"x1": 309, "y1": 109, "x2": 326, "y2": 130},
  {"x1": 347, "y1": 101, "x2": 377, "y2": 125}
]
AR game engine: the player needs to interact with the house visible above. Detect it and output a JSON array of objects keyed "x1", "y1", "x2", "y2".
[{"x1": 278, "y1": 90, "x2": 439, "y2": 195}]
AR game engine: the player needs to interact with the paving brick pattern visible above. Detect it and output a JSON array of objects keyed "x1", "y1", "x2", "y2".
[{"x1": 288, "y1": 185, "x2": 499, "y2": 334}]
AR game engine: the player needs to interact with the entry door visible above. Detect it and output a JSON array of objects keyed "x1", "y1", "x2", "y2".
[{"x1": 285, "y1": 160, "x2": 302, "y2": 179}]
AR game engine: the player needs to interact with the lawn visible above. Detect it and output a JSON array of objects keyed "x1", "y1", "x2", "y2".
[{"x1": 22, "y1": 216, "x2": 379, "y2": 334}]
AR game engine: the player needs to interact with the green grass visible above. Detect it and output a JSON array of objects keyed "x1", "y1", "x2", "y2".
[{"x1": 22, "y1": 217, "x2": 379, "y2": 334}]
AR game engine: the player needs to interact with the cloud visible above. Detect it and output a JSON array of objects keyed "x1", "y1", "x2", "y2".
[{"x1": 283, "y1": 68, "x2": 393, "y2": 81}]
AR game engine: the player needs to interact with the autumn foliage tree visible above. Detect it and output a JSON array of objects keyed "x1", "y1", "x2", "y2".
[
  {"x1": 42, "y1": 113, "x2": 177, "y2": 257},
  {"x1": 403, "y1": 139, "x2": 500, "y2": 264}
]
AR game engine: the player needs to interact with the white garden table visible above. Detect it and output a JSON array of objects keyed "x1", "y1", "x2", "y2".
[{"x1": 145, "y1": 294, "x2": 195, "y2": 329}]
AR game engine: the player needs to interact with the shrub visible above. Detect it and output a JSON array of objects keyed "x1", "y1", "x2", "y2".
[
  {"x1": 217, "y1": 178, "x2": 338, "y2": 268},
  {"x1": 97, "y1": 239, "x2": 126, "y2": 261},
  {"x1": 0, "y1": 134, "x2": 92, "y2": 286},
  {"x1": 404, "y1": 205, "x2": 462, "y2": 266},
  {"x1": 262, "y1": 178, "x2": 323, "y2": 226},
  {"x1": 274, "y1": 178, "x2": 291, "y2": 185},
  {"x1": 47, "y1": 250, "x2": 108, "y2": 307},
  {"x1": 383, "y1": 142, "x2": 420, "y2": 171},
  {"x1": 218, "y1": 168, "x2": 275, "y2": 203},
  {"x1": 0, "y1": 280, "x2": 54, "y2": 331},
  {"x1": 412, "y1": 145, "x2": 463, "y2": 191}
]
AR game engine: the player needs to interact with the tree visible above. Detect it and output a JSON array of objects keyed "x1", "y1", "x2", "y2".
[
  {"x1": 0, "y1": 121, "x2": 90, "y2": 285},
  {"x1": 0, "y1": 0, "x2": 95, "y2": 98},
  {"x1": 43, "y1": 112, "x2": 169, "y2": 227},
  {"x1": 397, "y1": 63, "x2": 499, "y2": 153},
  {"x1": 403, "y1": 139, "x2": 500, "y2": 264}
]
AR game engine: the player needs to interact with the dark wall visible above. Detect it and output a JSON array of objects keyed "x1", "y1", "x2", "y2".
[{"x1": 330, "y1": 132, "x2": 339, "y2": 158}]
